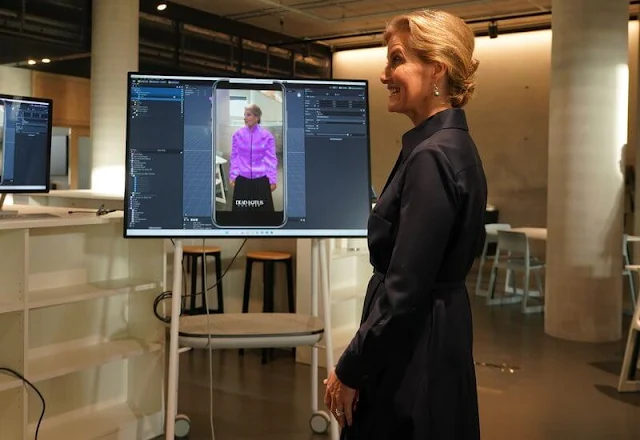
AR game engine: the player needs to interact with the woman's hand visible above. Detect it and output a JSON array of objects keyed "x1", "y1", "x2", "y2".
[
  {"x1": 323, "y1": 370, "x2": 357, "y2": 428},
  {"x1": 270, "y1": 183, "x2": 277, "y2": 192},
  {"x1": 230, "y1": 180, "x2": 235, "y2": 187}
]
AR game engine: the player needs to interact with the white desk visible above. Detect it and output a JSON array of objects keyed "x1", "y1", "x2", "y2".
[
  {"x1": 13, "y1": 189, "x2": 124, "y2": 210},
  {"x1": 510, "y1": 228, "x2": 640, "y2": 244},
  {"x1": 510, "y1": 227, "x2": 547, "y2": 241}
]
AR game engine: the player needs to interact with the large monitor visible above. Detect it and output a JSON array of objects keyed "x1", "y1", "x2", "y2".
[
  {"x1": 124, "y1": 73, "x2": 372, "y2": 238},
  {"x1": 0, "y1": 94, "x2": 52, "y2": 193},
  {"x1": 0, "y1": 94, "x2": 53, "y2": 217}
]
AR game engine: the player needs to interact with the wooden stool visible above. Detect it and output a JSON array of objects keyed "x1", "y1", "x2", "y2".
[
  {"x1": 183, "y1": 245, "x2": 224, "y2": 315},
  {"x1": 241, "y1": 251, "x2": 295, "y2": 363}
]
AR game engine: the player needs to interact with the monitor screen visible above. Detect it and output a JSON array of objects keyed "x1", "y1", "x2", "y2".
[
  {"x1": 124, "y1": 73, "x2": 372, "y2": 238},
  {"x1": 0, "y1": 94, "x2": 53, "y2": 193}
]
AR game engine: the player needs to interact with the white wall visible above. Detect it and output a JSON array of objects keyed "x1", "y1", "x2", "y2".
[
  {"x1": 332, "y1": 23, "x2": 640, "y2": 234},
  {"x1": 0, "y1": 66, "x2": 32, "y2": 96}
]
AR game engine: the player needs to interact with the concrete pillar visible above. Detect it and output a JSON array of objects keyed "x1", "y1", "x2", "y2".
[
  {"x1": 546, "y1": 0, "x2": 629, "y2": 342},
  {"x1": 90, "y1": 0, "x2": 139, "y2": 194}
]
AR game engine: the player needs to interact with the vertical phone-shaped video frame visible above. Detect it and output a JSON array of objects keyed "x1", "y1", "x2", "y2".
[{"x1": 211, "y1": 80, "x2": 287, "y2": 228}]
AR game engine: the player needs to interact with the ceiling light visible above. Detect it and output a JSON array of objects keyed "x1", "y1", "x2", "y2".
[
  {"x1": 27, "y1": 59, "x2": 36, "y2": 65},
  {"x1": 42, "y1": 58, "x2": 51, "y2": 63},
  {"x1": 156, "y1": 3, "x2": 167, "y2": 11}
]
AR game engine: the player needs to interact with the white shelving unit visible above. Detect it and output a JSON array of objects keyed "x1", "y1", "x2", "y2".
[
  {"x1": 295, "y1": 238, "x2": 371, "y2": 368},
  {"x1": 0, "y1": 206, "x2": 165, "y2": 440}
]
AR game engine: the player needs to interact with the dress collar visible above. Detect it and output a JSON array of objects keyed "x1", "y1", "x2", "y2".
[{"x1": 400, "y1": 108, "x2": 469, "y2": 159}]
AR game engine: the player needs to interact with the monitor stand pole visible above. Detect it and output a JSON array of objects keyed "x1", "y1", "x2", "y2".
[
  {"x1": 0, "y1": 193, "x2": 18, "y2": 218},
  {"x1": 311, "y1": 238, "x2": 340, "y2": 440}
]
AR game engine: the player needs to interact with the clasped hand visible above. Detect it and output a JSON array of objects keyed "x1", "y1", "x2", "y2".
[{"x1": 323, "y1": 370, "x2": 358, "y2": 428}]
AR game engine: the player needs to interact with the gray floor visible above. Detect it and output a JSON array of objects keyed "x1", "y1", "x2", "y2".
[{"x1": 161, "y1": 266, "x2": 640, "y2": 440}]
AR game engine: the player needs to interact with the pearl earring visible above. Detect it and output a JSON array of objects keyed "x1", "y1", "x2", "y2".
[{"x1": 433, "y1": 85, "x2": 440, "y2": 97}]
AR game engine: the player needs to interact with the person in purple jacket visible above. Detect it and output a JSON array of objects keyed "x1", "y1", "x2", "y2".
[{"x1": 229, "y1": 104, "x2": 278, "y2": 212}]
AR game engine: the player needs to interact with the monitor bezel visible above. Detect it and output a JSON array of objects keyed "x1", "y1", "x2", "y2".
[
  {"x1": 123, "y1": 72, "x2": 372, "y2": 239},
  {"x1": 0, "y1": 93, "x2": 53, "y2": 194}
]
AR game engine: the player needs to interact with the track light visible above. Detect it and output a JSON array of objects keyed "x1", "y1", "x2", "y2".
[
  {"x1": 488, "y1": 21, "x2": 498, "y2": 39},
  {"x1": 41, "y1": 58, "x2": 51, "y2": 63},
  {"x1": 27, "y1": 59, "x2": 36, "y2": 65},
  {"x1": 157, "y1": 3, "x2": 167, "y2": 11}
]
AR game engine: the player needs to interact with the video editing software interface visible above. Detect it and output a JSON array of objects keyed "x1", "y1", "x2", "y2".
[
  {"x1": 0, "y1": 95, "x2": 52, "y2": 192},
  {"x1": 125, "y1": 74, "x2": 372, "y2": 237}
]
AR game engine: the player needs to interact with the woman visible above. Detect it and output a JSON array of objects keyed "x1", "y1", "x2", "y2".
[
  {"x1": 324, "y1": 9, "x2": 486, "y2": 440},
  {"x1": 229, "y1": 104, "x2": 278, "y2": 212}
]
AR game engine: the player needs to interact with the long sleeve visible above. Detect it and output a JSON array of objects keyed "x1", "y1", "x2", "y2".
[
  {"x1": 334, "y1": 146, "x2": 460, "y2": 389},
  {"x1": 229, "y1": 130, "x2": 240, "y2": 182},
  {"x1": 263, "y1": 131, "x2": 278, "y2": 185}
]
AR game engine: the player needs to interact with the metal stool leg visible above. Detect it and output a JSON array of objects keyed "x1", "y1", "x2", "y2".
[
  {"x1": 239, "y1": 258, "x2": 253, "y2": 356},
  {"x1": 262, "y1": 261, "x2": 275, "y2": 364},
  {"x1": 215, "y1": 252, "x2": 224, "y2": 313}
]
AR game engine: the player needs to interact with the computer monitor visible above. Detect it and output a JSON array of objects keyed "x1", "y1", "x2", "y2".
[
  {"x1": 124, "y1": 73, "x2": 372, "y2": 238},
  {"x1": 0, "y1": 94, "x2": 53, "y2": 216}
]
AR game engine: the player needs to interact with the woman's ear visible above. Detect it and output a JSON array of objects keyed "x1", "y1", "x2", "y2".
[{"x1": 431, "y1": 61, "x2": 447, "y2": 83}]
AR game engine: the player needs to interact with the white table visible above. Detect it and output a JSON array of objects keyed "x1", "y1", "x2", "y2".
[{"x1": 509, "y1": 227, "x2": 547, "y2": 241}]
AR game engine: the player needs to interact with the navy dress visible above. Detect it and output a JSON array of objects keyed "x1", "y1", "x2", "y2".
[{"x1": 335, "y1": 108, "x2": 486, "y2": 440}]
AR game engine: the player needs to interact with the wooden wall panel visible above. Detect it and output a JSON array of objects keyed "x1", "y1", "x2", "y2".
[{"x1": 31, "y1": 72, "x2": 91, "y2": 128}]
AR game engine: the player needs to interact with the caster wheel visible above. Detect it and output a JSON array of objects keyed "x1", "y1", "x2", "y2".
[
  {"x1": 175, "y1": 414, "x2": 191, "y2": 438},
  {"x1": 309, "y1": 411, "x2": 331, "y2": 434}
]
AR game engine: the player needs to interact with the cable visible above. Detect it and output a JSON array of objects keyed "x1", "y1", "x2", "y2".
[
  {"x1": 0, "y1": 367, "x2": 45, "y2": 440},
  {"x1": 154, "y1": 239, "x2": 246, "y2": 324}
]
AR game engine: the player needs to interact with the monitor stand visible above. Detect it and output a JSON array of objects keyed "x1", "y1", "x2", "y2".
[{"x1": 0, "y1": 193, "x2": 18, "y2": 219}]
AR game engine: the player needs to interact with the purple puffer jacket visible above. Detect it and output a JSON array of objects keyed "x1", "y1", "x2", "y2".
[{"x1": 229, "y1": 125, "x2": 278, "y2": 184}]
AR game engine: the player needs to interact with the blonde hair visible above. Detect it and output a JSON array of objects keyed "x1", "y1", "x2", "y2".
[
  {"x1": 383, "y1": 10, "x2": 479, "y2": 108},
  {"x1": 245, "y1": 104, "x2": 262, "y2": 123}
]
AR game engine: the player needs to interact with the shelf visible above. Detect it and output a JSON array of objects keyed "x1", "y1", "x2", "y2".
[
  {"x1": 30, "y1": 401, "x2": 157, "y2": 440},
  {"x1": 0, "y1": 299, "x2": 23, "y2": 314},
  {"x1": 29, "y1": 339, "x2": 162, "y2": 383},
  {"x1": 28, "y1": 279, "x2": 158, "y2": 309},
  {"x1": 0, "y1": 373, "x2": 22, "y2": 392},
  {"x1": 0, "y1": 210, "x2": 165, "y2": 440}
]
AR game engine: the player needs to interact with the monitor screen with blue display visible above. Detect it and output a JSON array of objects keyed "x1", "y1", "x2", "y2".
[
  {"x1": 0, "y1": 94, "x2": 52, "y2": 193},
  {"x1": 123, "y1": 73, "x2": 372, "y2": 238}
]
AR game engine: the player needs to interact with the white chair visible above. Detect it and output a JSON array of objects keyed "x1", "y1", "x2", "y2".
[
  {"x1": 215, "y1": 155, "x2": 228, "y2": 204},
  {"x1": 486, "y1": 230, "x2": 545, "y2": 314},
  {"x1": 623, "y1": 234, "x2": 637, "y2": 314},
  {"x1": 617, "y1": 279, "x2": 640, "y2": 392},
  {"x1": 475, "y1": 223, "x2": 511, "y2": 297}
]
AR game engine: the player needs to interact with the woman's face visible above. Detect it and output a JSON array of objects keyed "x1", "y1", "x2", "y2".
[
  {"x1": 380, "y1": 32, "x2": 437, "y2": 124},
  {"x1": 244, "y1": 110, "x2": 258, "y2": 127}
]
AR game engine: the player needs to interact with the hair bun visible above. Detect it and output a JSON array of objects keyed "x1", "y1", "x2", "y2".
[{"x1": 469, "y1": 58, "x2": 480, "y2": 76}]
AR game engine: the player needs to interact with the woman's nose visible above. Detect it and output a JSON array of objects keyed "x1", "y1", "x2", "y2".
[{"x1": 380, "y1": 67, "x2": 389, "y2": 84}]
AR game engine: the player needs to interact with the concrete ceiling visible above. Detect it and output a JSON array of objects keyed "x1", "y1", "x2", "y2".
[{"x1": 170, "y1": 0, "x2": 555, "y2": 47}]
